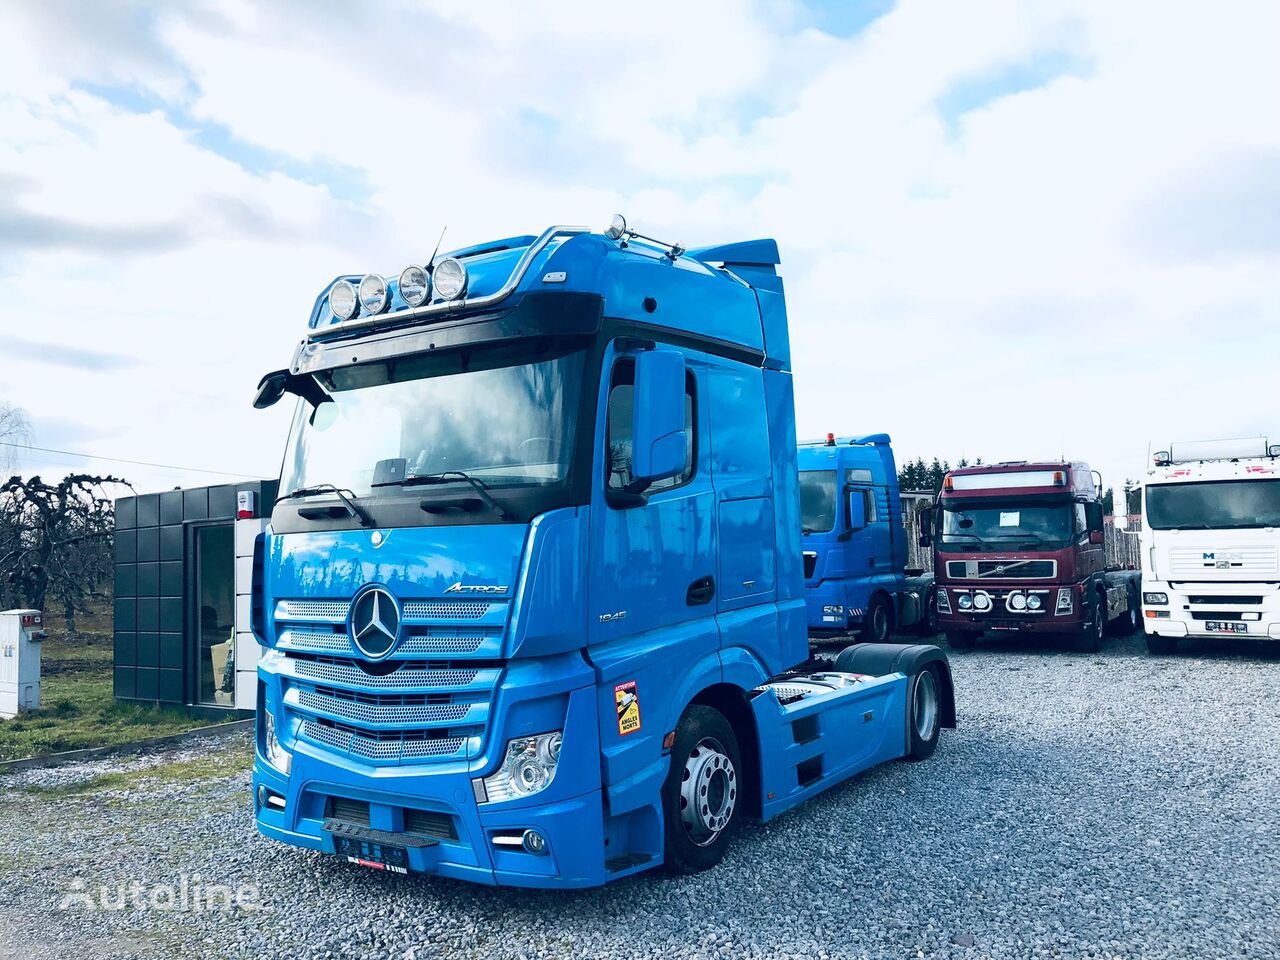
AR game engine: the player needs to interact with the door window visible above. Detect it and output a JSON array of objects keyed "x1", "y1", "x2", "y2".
[{"x1": 606, "y1": 358, "x2": 695, "y2": 496}]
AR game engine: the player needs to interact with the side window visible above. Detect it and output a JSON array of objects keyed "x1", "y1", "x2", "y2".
[
  {"x1": 1074, "y1": 503, "x2": 1088, "y2": 539},
  {"x1": 606, "y1": 358, "x2": 695, "y2": 495},
  {"x1": 864, "y1": 489, "x2": 879, "y2": 523}
]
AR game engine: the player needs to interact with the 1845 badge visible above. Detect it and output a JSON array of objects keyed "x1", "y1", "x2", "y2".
[{"x1": 614, "y1": 680, "x2": 641, "y2": 736}]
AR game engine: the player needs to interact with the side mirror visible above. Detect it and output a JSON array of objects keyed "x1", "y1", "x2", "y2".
[
  {"x1": 846, "y1": 489, "x2": 867, "y2": 531},
  {"x1": 1085, "y1": 500, "x2": 1105, "y2": 533},
  {"x1": 253, "y1": 370, "x2": 289, "y2": 409},
  {"x1": 630, "y1": 349, "x2": 687, "y2": 484},
  {"x1": 917, "y1": 505, "x2": 934, "y2": 548},
  {"x1": 1089, "y1": 530, "x2": 1105, "y2": 545}
]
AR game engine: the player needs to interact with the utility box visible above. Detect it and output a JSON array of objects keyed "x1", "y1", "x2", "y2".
[{"x1": 0, "y1": 610, "x2": 45, "y2": 719}]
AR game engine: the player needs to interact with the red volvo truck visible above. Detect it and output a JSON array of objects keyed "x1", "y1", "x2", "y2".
[{"x1": 920, "y1": 461, "x2": 1140, "y2": 651}]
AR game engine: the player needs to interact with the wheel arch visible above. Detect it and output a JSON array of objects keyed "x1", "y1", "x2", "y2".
[
  {"x1": 689, "y1": 683, "x2": 763, "y2": 820},
  {"x1": 833, "y1": 642, "x2": 957, "y2": 730}
]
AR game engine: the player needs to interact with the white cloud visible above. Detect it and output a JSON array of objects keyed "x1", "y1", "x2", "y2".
[{"x1": 0, "y1": 0, "x2": 1277, "y2": 496}]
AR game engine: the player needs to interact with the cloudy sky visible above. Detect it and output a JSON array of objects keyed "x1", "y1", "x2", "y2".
[{"x1": 1, "y1": 0, "x2": 1277, "y2": 500}]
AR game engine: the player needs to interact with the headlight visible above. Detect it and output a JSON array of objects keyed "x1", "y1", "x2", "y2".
[
  {"x1": 1143, "y1": 592, "x2": 1168, "y2": 605},
  {"x1": 263, "y1": 708, "x2": 292, "y2": 776},
  {"x1": 1056, "y1": 587, "x2": 1074, "y2": 615},
  {"x1": 936, "y1": 589, "x2": 952, "y2": 613},
  {"x1": 399, "y1": 264, "x2": 430, "y2": 306},
  {"x1": 972, "y1": 592, "x2": 992, "y2": 612},
  {"x1": 1010, "y1": 593, "x2": 1028, "y2": 611},
  {"x1": 329, "y1": 280, "x2": 358, "y2": 321},
  {"x1": 358, "y1": 274, "x2": 390, "y2": 314},
  {"x1": 476, "y1": 731, "x2": 562, "y2": 803},
  {"x1": 957, "y1": 594, "x2": 973, "y2": 611},
  {"x1": 1026, "y1": 594, "x2": 1043, "y2": 611},
  {"x1": 433, "y1": 257, "x2": 468, "y2": 300}
]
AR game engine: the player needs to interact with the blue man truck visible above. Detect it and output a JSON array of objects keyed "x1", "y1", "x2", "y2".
[
  {"x1": 249, "y1": 217, "x2": 956, "y2": 888},
  {"x1": 800, "y1": 434, "x2": 933, "y2": 641}
]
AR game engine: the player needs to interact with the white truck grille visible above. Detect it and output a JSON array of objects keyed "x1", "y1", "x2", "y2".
[{"x1": 1168, "y1": 546, "x2": 1279, "y2": 578}]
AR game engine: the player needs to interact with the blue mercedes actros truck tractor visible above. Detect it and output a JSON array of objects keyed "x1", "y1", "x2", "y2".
[
  {"x1": 249, "y1": 216, "x2": 956, "y2": 888},
  {"x1": 799, "y1": 434, "x2": 933, "y2": 641}
]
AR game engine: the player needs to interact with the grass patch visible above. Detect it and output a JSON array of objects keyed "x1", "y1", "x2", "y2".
[
  {"x1": 17, "y1": 746, "x2": 252, "y2": 796},
  {"x1": 0, "y1": 630, "x2": 212, "y2": 762}
]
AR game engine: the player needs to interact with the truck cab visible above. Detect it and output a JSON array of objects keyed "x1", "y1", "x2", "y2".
[
  {"x1": 1140, "y1": 437, "x2": 1280, "y2": 654},
  {"x1": 249, "y1": 220, "x2": 954, "y2": 889},
  {"x1": 799, "y1": 434, "x2": 929, "y2": 640},
  {"x1": 924, "y1": 461, "x2": 1139, "y2": 651}
]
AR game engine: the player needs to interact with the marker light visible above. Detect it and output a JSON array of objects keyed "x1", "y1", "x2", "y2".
[
  {"x1": 1026, "y1": 594, "x2": 1043, "y2": 611},
  {"x1": 329, "y1": 280, "x2": 358, "y2": 321},
  {"x1": 943, "y1": 475, "x2": 953, "y2": 490},
  {"x1": 1052, "y1": 471, "x2": 1065, "y2": 486},
  {"x1": 433, "y1": 257, "x2": 468, "y2": 301},
  {"x1": 1010, "y1": 593, "x2": 1028, "y2": 611},
  {"x1": 399, "y1": 264, "x2": 430, "y2": 307},
  {"x1": 358, "y1": 274, "x2": 390, "y2": 315},
  {"x1": 826, "y1": 433, "x2": 836, "y2": 446}
]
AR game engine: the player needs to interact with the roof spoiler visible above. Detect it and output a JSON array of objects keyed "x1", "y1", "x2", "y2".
[{"x1": 687, "y1": 239, "x2": 780, "y2": 267}]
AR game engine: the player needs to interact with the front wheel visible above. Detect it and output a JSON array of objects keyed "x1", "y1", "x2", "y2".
[
  {"x1": 662, "y1": 706, "x2": 742, "y2": 874},
  {"x1": 905, "y1": 666, "x2": 941, "y2": 761},
  {"x1": 1076, "y1": 595, "x2": 1105, "y2": 653},
  {"x1": 862, "y1": 596, "x2": 891, "y2": 643}
]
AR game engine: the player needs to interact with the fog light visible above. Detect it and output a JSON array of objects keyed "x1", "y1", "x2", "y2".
[
  {"x1": 522, "y1": 829, "x2": 548, "y2": 855},
  {"x1": 433, "y1": 257, "x2": 468, "y2": 300},
  {"x1": 329, "y1": 279, "x2": 358, "y2": 321},
  {"x1": 957, "y1": 594, "x2": 973, "y2": 611}
]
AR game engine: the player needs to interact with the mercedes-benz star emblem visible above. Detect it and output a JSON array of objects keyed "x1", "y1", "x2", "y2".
[{"x1": 349, "y1": 586, "x2": 401, "y2": 660}]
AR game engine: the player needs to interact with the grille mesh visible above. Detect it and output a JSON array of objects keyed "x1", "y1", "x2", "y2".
[
  {"x1": 403, "y1": 600, "x2": 493, "y2": 620},
  {"x1": 279, "y1": 599, "x2": 348, "y2": 621},
  {"x1": 293, "y1": 658, "x2": 479, "y2": 689},
  {"x1": 301, "y1": 719, "x2": 467, "y2": 762},
  {"x1": 297, "y1": 689, "x2": 473, "y2": 726},
  {"x1": 280, "y1": 628, "x2": 487, "y2": 657}
]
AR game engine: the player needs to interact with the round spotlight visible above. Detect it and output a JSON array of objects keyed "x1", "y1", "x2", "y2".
[
  {"x1": 957, "y1": 594, "x2": 973, "y2": 611},
  {"x1": 1027, "y1": 594, "x2": 1043, "y2": 611},
  {"x1": 604, "y1": 213, "x2": 628, "y2": 241},
  {"x1": 329, "y1": 280, "x2": 358, "y2": 321},
  {"x1": 973, "y1": 593, "x2": 992, "y2": 612},
  {"x1": 1010, "y1": 593, "x2": 1028, "y2": 611},
  {"x1": 433, "y1": 257, "x2": 468, "y2": 301},
  {"x1": 399, "y1": 264, "x2": 430, "y2": 307},
  {"x1": 358, "y1": 275, "x2": 390, "y2": 315}
]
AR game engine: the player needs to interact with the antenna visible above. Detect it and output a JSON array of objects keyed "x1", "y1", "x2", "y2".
[{"x1": 427, "y1": 226, "x2": 448, "y2": 272}]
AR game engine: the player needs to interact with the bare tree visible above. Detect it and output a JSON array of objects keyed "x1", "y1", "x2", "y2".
[
  {"x1": 0, "y1": 401, "x2": 33, "y2": 475},
  {"x1": 0, "y1": 474, "x2": 124, "y2": 630}
]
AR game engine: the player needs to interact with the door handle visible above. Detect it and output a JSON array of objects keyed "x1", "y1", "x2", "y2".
[{"x1": 686, "y1": 575, "x2": 715, "y2": 606}]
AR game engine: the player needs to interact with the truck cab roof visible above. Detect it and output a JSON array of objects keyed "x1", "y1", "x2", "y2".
[{"x1": 942, "y1": 461, "x2": 1097, "y2": 500}]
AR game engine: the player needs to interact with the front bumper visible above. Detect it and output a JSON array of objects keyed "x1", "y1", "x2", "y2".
[
  {"x1": 804, "y1": 581, "x2": 857, "y2": 632},
  {"x1": 1142, "y1": 581, "x2": 1280, "y2": 641},
  {"x1": 934, "y1": 583, "x2": 1087, "y2": 634}
]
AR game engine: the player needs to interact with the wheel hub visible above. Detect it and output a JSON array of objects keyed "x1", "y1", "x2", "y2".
[{"x1": 679, "y1": 737, "x2": 737, "y2": 847}]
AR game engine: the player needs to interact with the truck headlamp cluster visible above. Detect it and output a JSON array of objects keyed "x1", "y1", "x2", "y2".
[
  {"x1": 329, "y1": 279, "x2": 358, "y2": 321},
  {"x1": 1143, "y1": 592, "x2": 1168, "y2": 605},
  {"x1": 475, "y1": 731, "x2": 562, "y2": 803},
  {"x1": 1055, "y1": 587, "x2": 1074, "y2": 615},
  {"x1": 358, "y1": 274, "x2": 390, "y2": 315},
  {"x1": 433, "y1": 257, "x2": 468, "y2": 301},
  {"x1": 399, "y1": 264, "x2": 430, "y2": 306},
  {"x1": 263, "y1": 708, "x2": 292, "y2": 776}
]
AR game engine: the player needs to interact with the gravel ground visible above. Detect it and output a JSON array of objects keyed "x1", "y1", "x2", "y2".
[{"x1": 2, "y1": 631, "x2": 1277, "y2": 960}]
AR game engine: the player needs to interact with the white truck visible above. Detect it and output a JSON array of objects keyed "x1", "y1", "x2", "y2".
[{"x1": 1139, "y1": 437, "x2": 1280, "y2": 653}]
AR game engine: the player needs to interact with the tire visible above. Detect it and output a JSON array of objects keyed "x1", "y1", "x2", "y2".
[
  {"x1": 662, "y1": 705, "x2": 742, "y2": 875},
  {"x1": 862, "y1": 596, "x2": 891, "y2": 643},
  {"x1": 1076, "y1": 593, "x2": 1105, "y2": 653},
  {"x1": 944, "y1": 630, "x2": 976, "y2": 649},
  {"x1": 1146, "y1": 633, "x2": 1178, "y2": 655},
  {"x1": 905, "y1": 666, "x2": 941, "y2": 761}
]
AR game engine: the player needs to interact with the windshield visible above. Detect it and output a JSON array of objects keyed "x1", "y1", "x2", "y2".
[
  {"x1": 280, "y1": 343, "x2": 586, "y2": 498},
  {"x1": 1146, "y1": 479, "x2": 1280, "y2": 530},
  {"x1": 800, "y1": 470, "x2": 837, "y2": 533},
  {"x1": 938, "y1": 500, "x2": 1074, "y2": 551}
]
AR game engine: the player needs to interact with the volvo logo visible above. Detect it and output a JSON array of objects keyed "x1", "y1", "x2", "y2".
[{"x1": 348, "y1": 585, "x2": 401, "y2": 660}]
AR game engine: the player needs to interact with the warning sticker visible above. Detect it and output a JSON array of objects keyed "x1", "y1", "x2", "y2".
[{"x1": 614, "y1": 680, "x2": 641, "y2": 736}]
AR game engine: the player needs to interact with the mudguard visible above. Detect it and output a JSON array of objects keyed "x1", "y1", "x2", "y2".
[{"x1": 832, "y1": 642, "x2": 957, "y2": 729}]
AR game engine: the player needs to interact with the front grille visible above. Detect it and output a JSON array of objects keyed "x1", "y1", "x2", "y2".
[
  {"x1": 292, "y1": 656, "x2": 483, "y2": 690},
  {"x1": 276, "y1": 598, "x2": 498, "y2": 623},
  {"x1": 297, "y1": 687, "x2": 475, "y2": 727},
  {"x1": 946, "y1": 559, "x2": 1056, "y2": 580},
  {"x1": 326, "y1": 796, "x2": 371, "y2": 825},
  {"x1": 404, "y1": 809, "x2": 458, "y2": 841},
  {"x1": 803, "y1": 552, "x2": 817, "y2": 579},
  {"x1": 1169, "y1": 546, "x2": 1279, "y2": 577},
  {"x1": 1188, "y1": 595, "x2": 1263, "y2": 605},
  {"x1": 302, "y1": 718, "x2": 469, "y2": 763}
]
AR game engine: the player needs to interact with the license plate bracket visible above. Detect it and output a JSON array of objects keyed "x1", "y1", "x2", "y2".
[
  {"x1": 332, "y1": 834, "x2": 410, "y2": 874},
  {"x1": 1205, "y1": 620, "x2": 1248, "y2": 634}
]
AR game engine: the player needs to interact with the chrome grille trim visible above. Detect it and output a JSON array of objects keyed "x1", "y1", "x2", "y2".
[
  {"x1": 295, "y1": 689, "x2": 475, "y2": 727},
  {"x1": 276, "y1": 598, "x2": 501, "y2": 624},
  {"x1": 278, "y1": 628, "x2": 489, "y2": 658}
]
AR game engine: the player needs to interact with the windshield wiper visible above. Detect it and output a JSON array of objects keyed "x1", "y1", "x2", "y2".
[
  {"x1": 278, "y1": 483, "x2": 373, "y2": 528},
  {"x1": 374, "y1": 471, "x2": 509, "y2": 521}
]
